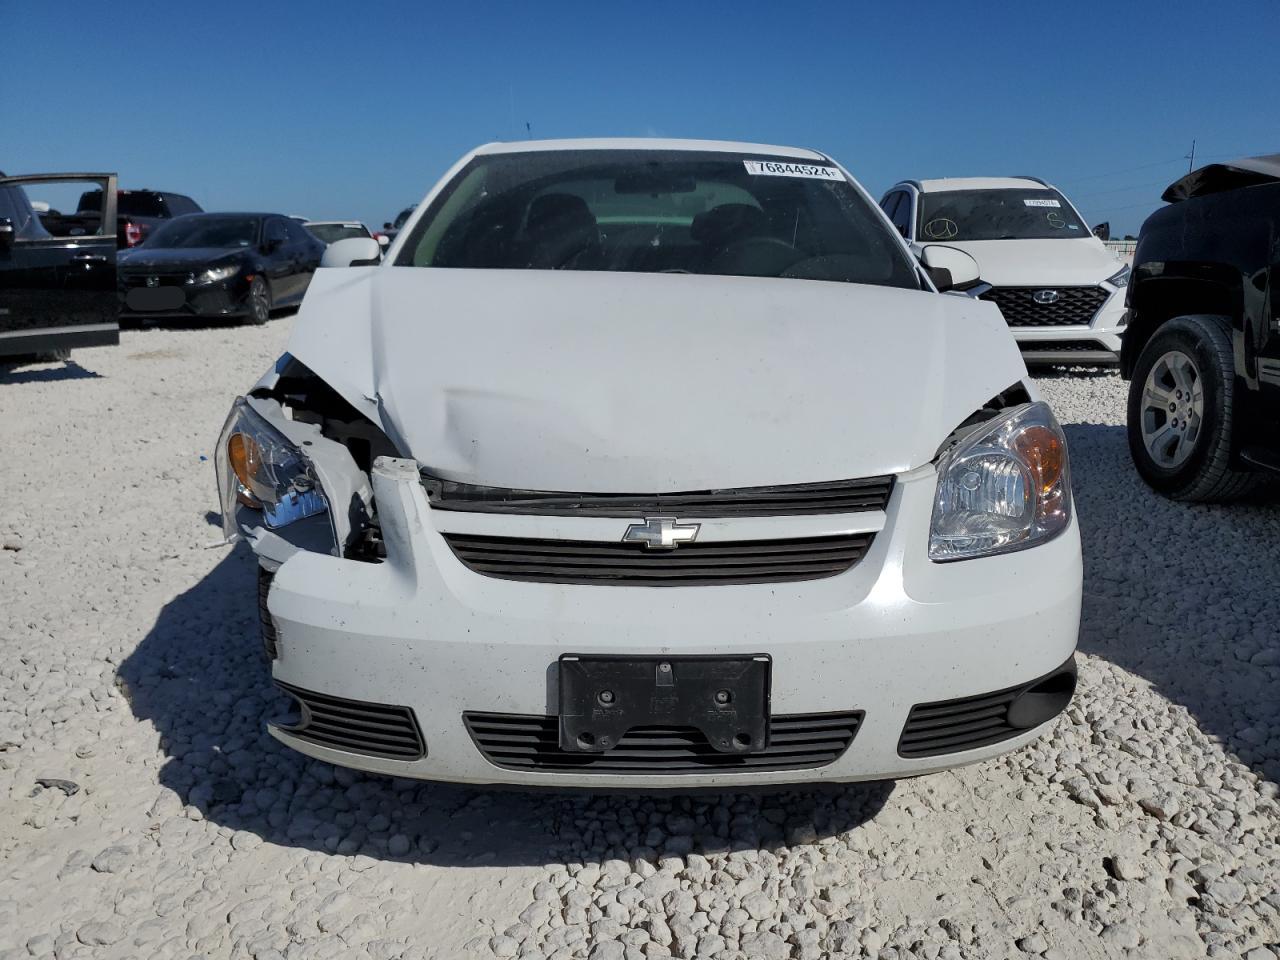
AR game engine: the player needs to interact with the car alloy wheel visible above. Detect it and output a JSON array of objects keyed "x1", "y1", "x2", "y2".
[
  {"x1": 1139, "y1": 349, "x2": 1203, "y2": 468},
  {"x1": 249, "y1": 278, "x2": 270, "y2": 325}
]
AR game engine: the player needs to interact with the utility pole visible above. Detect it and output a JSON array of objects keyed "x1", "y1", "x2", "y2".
[{"x1": 1186, "y1": 139, "x2": 1196, "y2": 173}]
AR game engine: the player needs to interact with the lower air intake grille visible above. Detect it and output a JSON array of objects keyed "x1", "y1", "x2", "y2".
[
  {"x1": 898, "y1": 659, "x2": 1077, "y2": 758},
  {"x1": 442, "y1": 533, "x2": 875, "y2": 586},
  {"x1": 464, "y1": 711, "x2": 862, "y2": 773},
  {"x1": 275, "y1": 683, "x2": 425, "y2": 760},
  {"x1": 980, "y1": 286, "x2": 1109, "y2": 327},
  {"x1": 1020, "y1": 340, "x2": 1110, "y2": 352}
]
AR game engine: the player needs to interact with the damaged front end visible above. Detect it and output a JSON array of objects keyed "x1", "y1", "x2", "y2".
[{"x1": 214, "y1": 356, "x2": 394, "y2": 571}]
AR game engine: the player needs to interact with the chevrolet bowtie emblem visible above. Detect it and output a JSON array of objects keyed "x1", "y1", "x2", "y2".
[{"x1": 622, "y1": 516, "x2": 700, "y2": 550}]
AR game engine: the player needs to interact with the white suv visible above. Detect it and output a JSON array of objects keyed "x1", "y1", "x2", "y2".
[
  {"x1": 880, "y1": 177, "x2": 1130, "y2": 364},
  {"x1": 216, "y1": 140, "x2": 1081, "y2": 789}
]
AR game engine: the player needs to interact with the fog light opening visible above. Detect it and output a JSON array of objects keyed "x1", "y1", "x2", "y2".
[{"x1": 1006, "y1": 663, "x2": 1077, "y2": 730}]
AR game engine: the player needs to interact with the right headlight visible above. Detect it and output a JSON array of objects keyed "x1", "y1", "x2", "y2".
[
  {"x1": 929, "y1": 401, "x2": 1071, "y2": 561},
  {"x1": 215, "y1": 397, "x2": 328, "y2": 543}
]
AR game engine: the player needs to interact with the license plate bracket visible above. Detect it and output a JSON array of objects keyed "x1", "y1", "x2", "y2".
[{"x1": 558, "y1": 655, "x2": 771, "y2": 754}]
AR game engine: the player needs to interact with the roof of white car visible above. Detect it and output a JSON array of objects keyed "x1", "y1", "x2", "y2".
[
  {"x1": 915, "y1": 176, "x2": 1054, "y2": 192},
  {"x1": 474, "y1": 138, "x2": 828, "y2": 160}
]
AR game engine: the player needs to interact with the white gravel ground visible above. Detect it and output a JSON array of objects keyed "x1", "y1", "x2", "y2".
[{"x1": 1, "y1": 321, "x2": 1277, "y2": 960}]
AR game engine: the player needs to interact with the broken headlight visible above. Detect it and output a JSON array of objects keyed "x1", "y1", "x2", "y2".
[
  {"x1": 929, "y1": 401, "x2": 1071, "y2": 561},
  {"x1": 215, "y1": 398, "x2": 328, "y2": 542}
]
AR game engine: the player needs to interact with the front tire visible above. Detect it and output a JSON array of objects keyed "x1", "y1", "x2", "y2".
[
  {"x1": 1126, "y1": 314, "x2": 1259, "y2": 501},
  {"x1": 245, "y1": 277, "x2": 271, "y2": 326}
]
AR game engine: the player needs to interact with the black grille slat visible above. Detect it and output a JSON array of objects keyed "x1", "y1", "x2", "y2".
[
  {"x1": 277, "y1": 683, "x2": 426, "y2": 761},
  {"x1": 1019, "y1": 340, "x2": 1112, "y2": 353},
  {"x1": 464, "y1": 711, "x2": 862, "y2": 774},
  {"x1": 979, "y1": 286, "x2": 1109, "y2": 327},
  {"x1": 424, "y1": 476, "x2": 894, "y2": 517},
  {"x1": 443, "y1": 533, "x2": 874, "y2": 586},
  {"x1": 899, "y1": 685, "x2": 1022, "y2": 758}
]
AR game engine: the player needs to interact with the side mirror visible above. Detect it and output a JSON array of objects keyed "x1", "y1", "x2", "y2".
[
  {"x1": 375, "y1": 234, "x2": 390, "y2": 249},
  {"x1": 0, "y1": 218, "x2": 13, "y2": 246},
  {"x1": 1092, "y1": 222, "x2": 1110, "y2": 241},
  {"x1": 919, "y1": 245, "x2": 980, "y2": 292},
  {"x1": 321, "y1": 236, "x2": 382, "y2": 267}
]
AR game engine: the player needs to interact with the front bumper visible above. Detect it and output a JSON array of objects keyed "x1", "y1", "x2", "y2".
[
  {"x1": 262, "y1": 459, "x2": 1082, "y2": 788},
  {"x1": 118, "y1": 275, "x2": 252, "y2": 319}
]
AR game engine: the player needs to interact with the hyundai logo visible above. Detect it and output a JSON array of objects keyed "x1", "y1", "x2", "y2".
[
  {"x1": 622, "y1": 517, "x2": 700, "y2": 550},
  {"x1": 1033, "y1": 289, "x2": 1060, "y2": 304}
]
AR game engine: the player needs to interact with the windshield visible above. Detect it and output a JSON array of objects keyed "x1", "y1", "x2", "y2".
[
  {"x1": 144, "y1": 216, "x2": 260, "y2": 248},
  {"x1": 306, "y1": 222, "x2": 368, "y2": 243},
  {"x1": 397, "y1": 150, "x2": 919, "y2": 289},
  {"x1": 918, "y1": 188, "x2": 1088, "y2": 241}
]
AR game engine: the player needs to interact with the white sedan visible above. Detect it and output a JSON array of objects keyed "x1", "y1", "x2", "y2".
[{"x1": 215, "y1": 138, "x2": 1081, "y2": 788}]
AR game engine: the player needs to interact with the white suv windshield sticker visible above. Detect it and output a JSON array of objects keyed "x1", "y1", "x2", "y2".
[
  {"x1": 743, "y1": 160, "x2": 841, "y2": 180},
  {"x1": 1023, "y1": 198, "x2": 1061, "y2": 207}
]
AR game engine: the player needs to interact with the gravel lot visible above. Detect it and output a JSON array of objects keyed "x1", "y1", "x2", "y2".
[{"x1": 1, "y1": 320, "x2": 1277, "y2": 960}]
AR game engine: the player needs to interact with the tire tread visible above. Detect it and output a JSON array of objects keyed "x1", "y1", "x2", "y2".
[{"x1": 1127, "y1": 314, "x2": 1261, "y2": 502}]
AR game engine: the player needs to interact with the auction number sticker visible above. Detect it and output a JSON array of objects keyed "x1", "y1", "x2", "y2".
[
  {"x1": 744, "y1": 160, "x2": 841, "y2": 180},
  {"x1": 1023, "y1": 198, "x2": 1061, "y2": 207}
]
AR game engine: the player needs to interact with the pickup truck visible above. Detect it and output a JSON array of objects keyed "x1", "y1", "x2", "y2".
[
  {"x1": 0, "y1": 172, "x2": 120, "y2": 361},
  {"x1": 1121, "y1": 153, "x2": 1280, "y2": 500},
  {"x1": 40, "y1": 188, "x2": 202, "y2": 248}
]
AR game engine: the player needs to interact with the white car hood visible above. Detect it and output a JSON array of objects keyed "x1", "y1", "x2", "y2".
[
  {"x1": 942, "y1": 237, "x2": 1124, "y2": 287},
  {"x1": 285, "y1": 268, "x2": 1026, "y2": 491}
]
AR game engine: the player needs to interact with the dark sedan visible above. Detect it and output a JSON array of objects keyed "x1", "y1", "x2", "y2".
[{"x1": 118, "y1": 213, "x2": 324, "y2": 324}]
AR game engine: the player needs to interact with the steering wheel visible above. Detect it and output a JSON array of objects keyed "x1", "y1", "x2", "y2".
[{"x1": 708, "y1": 236, "x2": 802, "y2": 275}]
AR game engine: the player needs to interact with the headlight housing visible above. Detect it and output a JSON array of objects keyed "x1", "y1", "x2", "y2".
[
  {"x1": 929, "y1": 401, "x2": 1071, "y2": 561},
  {"x1": 215, "y1": 398, "x2": 328, "y2": 542},
  {"x1": 1105, "y1": 264, "x2": 1130, "y2": 288},
  {"x1": 193, "y1": 263, "x2": 240, "y2": 284}
]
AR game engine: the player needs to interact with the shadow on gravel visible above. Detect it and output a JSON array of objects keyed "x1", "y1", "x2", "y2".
[
  {"x1": 119, "y1": 547, "x2": 895, "y2": 866},
  {"x1": 0, "y1": 360, "x2": 103, "y2": 384},
  {"x1": 120, "y1": 305, "x2": 299, "y2": 333},
  {"x1": 1066, "y1": 421, "x2": 1280, "y2": 784}
]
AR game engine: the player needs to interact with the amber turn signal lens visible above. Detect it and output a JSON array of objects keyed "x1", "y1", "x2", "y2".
[
  {"x1": 1012, "y1": 424, "x2": 1065, "y2": 496},
  {"x1": 227, "y1": 432, "x2": 262, "y2": 507}
]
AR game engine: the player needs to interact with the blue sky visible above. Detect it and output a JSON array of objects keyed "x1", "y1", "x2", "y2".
[{"x1": 4, "y1": 0, "x2": 1273, "y2": 236}]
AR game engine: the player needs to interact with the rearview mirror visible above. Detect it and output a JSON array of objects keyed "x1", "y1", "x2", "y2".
[
  {"x1": 321, "y1": 236, "x2": 382, "y2": 268},
  {"x1": 919, "y1": 245, "x2": 980, "y2": 292}
]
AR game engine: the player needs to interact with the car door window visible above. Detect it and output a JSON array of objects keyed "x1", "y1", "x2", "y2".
[
  {"x1": 284, "y1": 219, "x2": 314, "y2": 250},
  {"x1": 880, "y1": 192, "x2": 901, "y2": 225},
  {"x1": 888, "y1": 192, "x2": 913, "y2": 239}
]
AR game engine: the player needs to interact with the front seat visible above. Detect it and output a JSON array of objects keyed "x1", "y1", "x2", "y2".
[{"x1": 524, "y1": 193, "x2": 601, "y2": 269}]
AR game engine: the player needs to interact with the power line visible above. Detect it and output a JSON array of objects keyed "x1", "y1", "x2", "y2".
[
  {"x1": 1073, "y1": 177, "x2": 1177, "y2": 200},
  {"x1": 1057, "y1": 157, "x2": 1183, "y2": 184}
]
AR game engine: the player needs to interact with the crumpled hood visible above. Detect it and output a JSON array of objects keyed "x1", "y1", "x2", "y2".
[
  {"x1": 286, "y1": 268, "x2": 1027, "y2": 491},
  {"x1": 943, "y1": 237, "x2": 1125, "y2": 287},
  {"x1": 120, "y1": 247, "x2": 242, "y2": 270}
]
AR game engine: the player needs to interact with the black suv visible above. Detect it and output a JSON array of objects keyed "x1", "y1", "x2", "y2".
[{"x1": 1121, "y1": 154, "x2": 1280, "y2": 500}]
